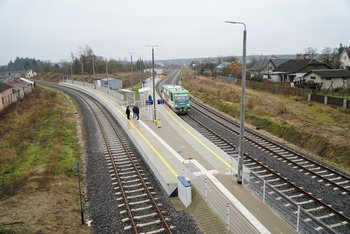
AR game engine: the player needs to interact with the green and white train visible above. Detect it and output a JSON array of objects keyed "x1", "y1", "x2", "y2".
[{"x1": 161, "y1": 85, "x2": 191, "y2": 114}]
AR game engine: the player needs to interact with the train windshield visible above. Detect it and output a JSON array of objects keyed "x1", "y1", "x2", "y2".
[{"x1": 175, "y1": 94, "x2": 188, "y2": 101}]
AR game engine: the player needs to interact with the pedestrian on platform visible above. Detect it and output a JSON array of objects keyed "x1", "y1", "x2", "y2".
[
  {"x1": 132, "y1": 105, "x2": 137, "y2": 119},
  {"x1": 134, "y1": 105, "x2": 140, "y2": 120},
  {"x1": 125, "y1": 106, "x2": 131, "y2": 119}
]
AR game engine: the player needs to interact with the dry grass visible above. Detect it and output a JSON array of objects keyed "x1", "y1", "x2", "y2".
[{"x1": 183, "y1": 70, "x2": 350, "y2": 172}]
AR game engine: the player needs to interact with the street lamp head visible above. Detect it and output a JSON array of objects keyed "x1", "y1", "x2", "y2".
[{"x1": 225, "y1": 21, "x2": 246, "y2": 30}]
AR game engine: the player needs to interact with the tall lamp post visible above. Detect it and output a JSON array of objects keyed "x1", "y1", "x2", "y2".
[
  {"x1": 146, "y1": 45, "x2": 159, "y2": 123},
  {"x1": 105, "y1": 58, "x2": 110, "y2": 94},
  {"x1": 225, "y1": 21, "x2": 247, "y2": 184}
]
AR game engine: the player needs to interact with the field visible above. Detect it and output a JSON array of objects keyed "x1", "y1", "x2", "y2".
[
  {"x1": 183, "y1": 70, "x2": 350, "y2": 173},
  {"x1": 0, "y1": 86, "x2": 89, "y2": 233}
]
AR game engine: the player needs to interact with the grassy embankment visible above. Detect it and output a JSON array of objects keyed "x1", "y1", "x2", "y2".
[
  {"x1": 182, "y1": 70, "x2": 350, "y2": 172},
  {"x1": 0, "y1": 86, "x2": 84, "y2": 233}
]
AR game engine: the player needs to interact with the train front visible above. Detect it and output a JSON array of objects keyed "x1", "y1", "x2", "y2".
[{"x1": 174, "y1": 92, "x2": 190, "y2": 114}]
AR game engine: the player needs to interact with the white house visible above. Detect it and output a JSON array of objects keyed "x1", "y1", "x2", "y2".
[
  {"x1": 303, "y1": 69, "x2": 350, "y2": 91},
  {"x1": 340, "y1": 47, "x2": 350, "y2": 71},
  {"x1": 25, "y1": 69, "x2": 37, "y2": 78}
]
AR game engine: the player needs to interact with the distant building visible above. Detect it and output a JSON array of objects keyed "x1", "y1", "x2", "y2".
[
  {"x1": 25, "y1": 69, "x2": 37, "y2": 78},
  {"x1": 268, "y1": 59, "x2": 330, "y2": 83},
  {"x1": 100, "y1": 78, "x2": 123, "y2": 89},
  {"x1": 340, "y1": 47, "x2": 350, "y2": 71},
  {"x1": 303, "y1": 69, "x2": 350, "y2": 91},
  {"x1": 3, "y1": 78, "x2": 33, "y2": 101},
  {"x1": 0, "y1": 82, "x2": 13, "y2": 112}
]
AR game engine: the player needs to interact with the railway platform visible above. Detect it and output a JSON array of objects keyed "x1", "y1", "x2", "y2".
[{"x1": 61, "y1": 80, "x2": 296, "y2": 234}]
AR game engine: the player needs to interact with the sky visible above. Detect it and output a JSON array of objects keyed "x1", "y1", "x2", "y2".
[{"x1": 0, "y1": 0, "x2": 349, "y2": 65}]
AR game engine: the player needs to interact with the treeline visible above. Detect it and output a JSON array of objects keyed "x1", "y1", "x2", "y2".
[
  {"x1": 1, "y1": 44, "x2": 147, "y2": 75},
  {"x1": 0, "y1": 57, "x2": 58, "y2": 73}
]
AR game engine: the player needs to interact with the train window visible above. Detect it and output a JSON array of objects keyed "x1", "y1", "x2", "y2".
[{"x1": 175, "y1": 94, "x2": 188, "y2": 100}]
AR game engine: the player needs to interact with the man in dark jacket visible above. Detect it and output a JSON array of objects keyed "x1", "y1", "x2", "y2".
[
  {"x1": 126, "y1": 106, "x2": 131, "y2": 119},
  {"x1": 134, "y1": 105, "x2": 140, "y2": 120}
]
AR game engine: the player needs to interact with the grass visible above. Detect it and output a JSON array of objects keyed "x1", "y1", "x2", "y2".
[
  {"x1": 183, "y1": 70, "x2": 350, "y2": 172},
  {"x1": 0, "y1": 86, "x2": 81, "y2": 198}
]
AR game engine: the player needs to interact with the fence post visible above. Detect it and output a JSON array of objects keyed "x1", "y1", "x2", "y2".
[
  {"x1": 204, "y1": 179, "x2": 208, "y2": 202},
  {"x1": 263, "y1": 180, "x2": 266, "y2": 203},
  {"x1": 227, "y1": 203, "x2": 230, "y2": 231},
  {"x1": 324, "y1": 95, "x2": 328, "y2": 105},
  {"x1": 308, "y1": 93, "x2": 311, "y2": 102},
  {"x1": 296, "y1": 205, "x2": 301, "y2": 232},
  {"x1": 343, "y1": 99, "x2": 347, "y2": 109}
]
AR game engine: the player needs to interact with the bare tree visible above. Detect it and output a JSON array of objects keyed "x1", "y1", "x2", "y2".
[{"x1": 304, "y1": 47, "x2": 318, "y2": 59}]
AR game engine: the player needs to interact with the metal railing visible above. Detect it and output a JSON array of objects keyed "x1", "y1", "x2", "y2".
[{"x1": 246, "y1": 171, "x2": 337, "y2": 234}]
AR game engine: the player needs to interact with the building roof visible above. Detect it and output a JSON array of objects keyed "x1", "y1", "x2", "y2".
[
  {"x1": 275, "y1": 59, "x2": 329, "y2": 73},
  {"x1": 101, "y1": 77, "x2": 120, "y2": 81},
  {"x1": 341, "y1": 47, "x2": 350, "y2": 58},
  {"x1": 0, "y1": 82, "x2": 13, "y2": 92},
  {"x1": 3, "y1": 78, "x2": 29, "y2": 89},
  {"x1": 304, "y1": 69, "x2": 350, "y2": 78},
  {"x1": 270, "y1": 59, "x2": 289, "y2": 68}
]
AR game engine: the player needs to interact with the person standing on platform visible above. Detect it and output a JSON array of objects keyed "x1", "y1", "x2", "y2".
[
  {"x1": 134, "y1": 105, "x2": 140, "y2": 120},
  {"x1": 132, "y1": 105, "x2": 137, "y2": 119},
  {"x1": 125, "y1": 106, "x2": 131, "y2": 119}
]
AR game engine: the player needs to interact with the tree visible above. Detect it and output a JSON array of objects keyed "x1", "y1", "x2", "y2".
[
  {"x1": 319, "y1": 47, "x2": 340, "y2": 68},
  {"x1": 249, "y1": 55, "x2": 270, "y2": 78},
  {"x1": 304, "y1": 47, "x2": 317, "y2": 59}
]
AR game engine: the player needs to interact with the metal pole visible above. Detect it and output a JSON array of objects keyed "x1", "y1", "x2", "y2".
[
  {"x1": 81, "y1": 60, "x2": 84, "y2": 86},
  {"x1": 77, "y1": 164, "x2": 84, "y2": 224},
  {"x1": 152, "y1": 47, "x2": 156, "y2": 122},
  {"x1": 106, "y1": 59, "x2": 110, "y2": 94},
  {"x1": 92, "y1": 59, "x2": 96, "y2": 89},
  {"x1": 130, "y1": 54, "x2": 133, "y2": 72},
  {"x1": 225, "y1": 21, "x2": 247, "y2": 184}
]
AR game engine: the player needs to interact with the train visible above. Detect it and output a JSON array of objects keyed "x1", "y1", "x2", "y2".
[{"x1": 161, "y1": 85, "x2": 191, "y2": 114}]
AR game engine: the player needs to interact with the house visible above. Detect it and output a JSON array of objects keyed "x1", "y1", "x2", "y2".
[
  {"x1": 100, "y1": 78, "x2": 123, "y2": 89},
  {"x1": 20, "y1": 77, "x2": 35, "y2": 88},
  {"x1": 270, "y1": 59, "x2": 330, "y2": 83},
  {"x1": 25, "y1": 69, "x2": 37, "y2": 78},
  {"x1": 250, "y1": 58, "x2": 289, "y2": 78},
  {"x1": 0, "y1": 82, "x2": 13, "y2": 112},
  {"x1": 215, "y1": 62, "x2": 230, "y2": 75},
  {"x1": 340, "y1": 47, "x2": 350, "y2": 71},
  {"x1": 3, "y1": 79, "x2": 33, "y2": 101},
  {"x1": 303, "y1": 69, "x2": 350, "y2": 91}
]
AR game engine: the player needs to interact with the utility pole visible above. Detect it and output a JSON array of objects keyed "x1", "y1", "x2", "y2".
[
  {"x1": 129, "y1": 52, "x2": 134, "y2": 72},
  {"x1": 105, "y1": 58, "x2": 110, "y2": 94},
  {"x1": 81, "y1": 58, "x2": 84, "y2": 86},
  {"x1": 92, "y1": 59, "x2": 96, "y2": 89}
]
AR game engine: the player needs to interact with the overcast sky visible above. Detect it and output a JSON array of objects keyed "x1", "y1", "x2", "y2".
[{"x1": 0, "y1": 0, "x2": 349, "y2": 65}]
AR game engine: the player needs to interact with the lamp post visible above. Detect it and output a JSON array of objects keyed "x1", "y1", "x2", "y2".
[
  {"x1": 146, "y1": 45, "x2": 159, "y2": 123},
  {"x1": 129, "y1": 52, "x2": 134, "y2": 72},
  {"x1": 105, "y1": 58, "x2": 110, "y2": 94},
  {"x1": 92, "y1": 59, "x2": 96, "y2": 89},
  {"x1": 225, "y1": 21, "x2": 247, "y2": 184}
]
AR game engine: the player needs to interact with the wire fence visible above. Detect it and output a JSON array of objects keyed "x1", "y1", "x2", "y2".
[
  {"x1": 245, "y1": 171, "x2": 337, "y2": 234},
  {"x1": 187, "y1": 163, "x2": 261, "y2": 234},
  {"x1": 64, "y1": 79, "x2": 125, "y2": 103}
]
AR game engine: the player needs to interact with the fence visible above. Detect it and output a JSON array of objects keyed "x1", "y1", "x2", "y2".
[
  {"x1": 187, "y1": 162, "x2": 261, "y2": 234},
  {"x1": 246, "y1": 172, "x2": 336, "y2": 233},
  {"x1": 309, "y1": 93, "x2": 349, "y2": 109},
  {"x1": 64, "y1": 79, "x2": 125, "y2": 103},
  {"x1": 242, "y1": 80, "x2": 311, "y2": 98}
]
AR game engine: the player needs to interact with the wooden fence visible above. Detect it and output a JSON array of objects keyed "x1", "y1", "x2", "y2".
[{"x1": 238, "y1": 80, "x2": 311, "y2": 99}]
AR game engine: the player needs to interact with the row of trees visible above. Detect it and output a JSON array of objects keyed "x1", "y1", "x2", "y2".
[{"x1": 0, "y1": 44, "x2": 147, "y2": 76}]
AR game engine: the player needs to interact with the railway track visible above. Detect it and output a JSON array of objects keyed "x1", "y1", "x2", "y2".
[
  {"x1": 46, "y1": 82, "x2": 175, "y2": 234},
  {"x1": 181, "y1": 99, "x2": 350, "y2": 233}
]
